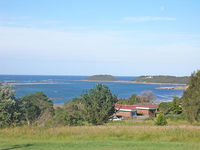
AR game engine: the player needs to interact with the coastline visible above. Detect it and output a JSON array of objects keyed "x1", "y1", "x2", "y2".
[
  {"x1": 80, "y1": 80, "x2": 187, "y2": 86},
  {"x1": 1, "y1": 80, "x2": 187, "y2": 90},
  {"x1": 0, "y1": 82, "x2": 70, "y2": 85}
]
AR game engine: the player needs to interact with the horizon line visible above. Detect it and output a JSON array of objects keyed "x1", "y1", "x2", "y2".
[{"x1": 0, "y1": 73, "x2": 190, "y2": 77}]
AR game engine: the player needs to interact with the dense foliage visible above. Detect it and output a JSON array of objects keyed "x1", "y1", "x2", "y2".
[
  {"x1": 0, "y1": 86, "x2": 22, "y2": 128},
  {"x1": 52, "y1": 101, "x2": 84, "y2": 126},
  {"x1": 20, "y1": 92, "x2": 54, "y2": 125},
  {"x1": 133, "y1": 75, "x2": 189, "y2": 84},
  {"x1": 159, "y1": 96, "x2": 182, "y2": 115},
  {"x1": 0, "y1": 85, "x2": 54, "y2": 128},
  {"x1": 80, "y1": 84, "x2": 118, "y2": 125},
  {"x1": 0, "y1": 84, "x2": 119, "y2": 127},
  {"x1": 182, "y1": 71, "x2": 200, "y2": 123}
]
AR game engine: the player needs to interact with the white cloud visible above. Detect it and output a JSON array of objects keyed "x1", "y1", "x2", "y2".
[
  {"x1": 123, "y1": 16, "x2": 176, "y2": 22},
  {"x1": 0, "y1": 26, "x2": 199, "y2": 75}
]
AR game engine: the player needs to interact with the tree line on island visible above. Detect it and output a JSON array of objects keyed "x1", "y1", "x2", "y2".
[
  {"x1": 85, "y1": 74, "x2": 189, "y2": 84},
  {"x1": 0, "y1": 71, "x2": 200, "y2": 128}
]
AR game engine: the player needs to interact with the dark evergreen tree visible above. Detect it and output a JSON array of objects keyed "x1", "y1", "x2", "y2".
[
  {"x1": 171, "y1": 96, "x2": 182, "y2": 114},
  {"x1": 81, "y1": 84, "x2": 118, "y2": 125},
  {"x1": 182, "y1": 71, "x2": 200, "y2": 123}
]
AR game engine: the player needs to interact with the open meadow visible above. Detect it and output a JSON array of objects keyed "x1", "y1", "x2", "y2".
[{"x1": 0, "y1": 120, "x2": 200, "y2": 150}]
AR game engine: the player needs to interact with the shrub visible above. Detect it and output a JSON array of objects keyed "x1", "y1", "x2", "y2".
[{"x1": 155, "y1": 113, "x2": 167, "y2": 126}]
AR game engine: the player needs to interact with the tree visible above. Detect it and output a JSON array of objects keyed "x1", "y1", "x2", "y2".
[
  {"x1": 159, "y1": 96, "x2": 182, "y2": 115},
  {"x1": 20, "y1": 97, "x2": 41, "y2": 125},
  {"x1": 182, "y1": 71, "x2": 200, "y2": 123},
  {"x1": 63, "y1": 102, "x2": 84, "y2": 126},
  {"x1": 53, "y1": 107, "x2": 83, "y2": 126},
  {"x1": 171, "y1": 96, "x2": 182, "y2": 114},
  {"x1": 155, "y1": 112, "x2": 167, "y2": 126},
  {"x1": 118, "y1": 94, "x2": 140, "y2": 105},
  {"x1": 81, "y1": 84, "x2": 118, "y2": 125},
  {"x1": 0, "y1": 86, "x2": 22, "y2": 128},
  {"x1": 21, "y1": 92, "x2": 54, "y2": 125},
  {"x1": 159, "y1": 102, "x2": 172, "y2": 115}
]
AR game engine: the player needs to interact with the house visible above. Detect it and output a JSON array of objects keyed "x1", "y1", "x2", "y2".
[{"x1": 114, "y1": 104, "x2": 158, "y2": 118}]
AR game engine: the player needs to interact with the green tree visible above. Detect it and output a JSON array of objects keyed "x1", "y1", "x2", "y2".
[
  {"x1": 0, "y1": 86, "x2": 22, "y2": 128},
  {"x1": 159, "y1": 97, "x2": 182, "y2": 115},
  {"x1": 53, "y1": 101, "x2": 84, "y2": 126},
  {"x1": 21, "y1": 92, "x2": 54, "y2": 125},
  {"x1": 20, "y1": 98, "x2": 41, "y2": 125},
  {"x1": 155, "y1": 112, "x2": 167, "y2": 126},
  {"x1": 159, "y1": 102, "x2": 172, "y2": 115},
  {"x1": 118, "y1": 94, "x2": 140, "y2": 105},
  {"x1": 171, "y1": 96, "x2": 182, "y2": 114},
  {"x1": 182, "y1": 71, "x2": 200, "y2": 123},
  {"x1": 64, "y1": 102, "x2": 84, "y2": 126},
  {"x1": 81, "y1": 84, "x2": 118, "y2": 125}
]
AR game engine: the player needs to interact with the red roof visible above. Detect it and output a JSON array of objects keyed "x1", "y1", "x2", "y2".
[{"x1": 115, "y1": 104, "x2": 158, "y2": 110}]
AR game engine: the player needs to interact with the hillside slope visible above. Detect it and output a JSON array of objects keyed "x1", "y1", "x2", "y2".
[
  {"x1": 85, "y1": 75, "x2": 118, "y2": 81},
  {"x1": 133, "y1": 76, "x2": 189, "y2": 84}
]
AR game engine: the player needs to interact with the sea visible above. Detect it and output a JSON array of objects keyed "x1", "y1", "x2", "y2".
[{"x1": 0, "y1": 75, "x2": 185, "y2": 104}]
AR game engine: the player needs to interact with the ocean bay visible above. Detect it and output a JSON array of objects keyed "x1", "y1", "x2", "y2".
[{"x1": 0, "y1": 75, "x2": 184, "y2": 104}]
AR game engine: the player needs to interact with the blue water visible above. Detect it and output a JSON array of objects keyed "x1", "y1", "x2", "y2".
[{"x1": 0, "y1": 75, "x2": 184, "y2": 104}]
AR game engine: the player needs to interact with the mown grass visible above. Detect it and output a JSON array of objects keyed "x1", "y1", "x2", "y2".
[{"x1": 0, "y1": 120, "x2": 200, "y2": 150}]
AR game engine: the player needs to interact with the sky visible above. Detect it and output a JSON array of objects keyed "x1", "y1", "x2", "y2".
[{"x1": 0, "y1": 0, "x2": 200, "y2": 76}]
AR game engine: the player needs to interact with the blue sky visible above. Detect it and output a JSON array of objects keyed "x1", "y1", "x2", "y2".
[{"x1": 0, "y1": 0, "x2": 200, "y2": 76}]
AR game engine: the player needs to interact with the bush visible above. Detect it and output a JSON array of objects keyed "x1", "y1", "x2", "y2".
[{"x1": 155, "y1": 113, "x2": 167, "y2": 126}]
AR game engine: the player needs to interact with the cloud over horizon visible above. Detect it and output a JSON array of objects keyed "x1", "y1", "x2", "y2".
[
  {"x1": 0, "y1": 26, "x2": 199, "y2": 76},
  {"x1": 0, "y1": 0, "x2": 199, "y2": 76},
  {"x1": 123, "y1": 16, "x2": 176, "y2": 22}
]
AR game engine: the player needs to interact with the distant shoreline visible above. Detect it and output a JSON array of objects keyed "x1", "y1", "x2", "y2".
[
  {"x1": 0, "y1": 80, "x2": 187, "y2": 86},
  {"x1": 80, "y1": 80, "x2": 187, "y2": 86},
  {"x1": 0, "y1": 82, "x2": 69, "y2": 85}
]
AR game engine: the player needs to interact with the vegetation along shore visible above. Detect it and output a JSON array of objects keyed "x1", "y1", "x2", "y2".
[{"x1": 82, "y1": 75, "x2": 188, "y2": 85}]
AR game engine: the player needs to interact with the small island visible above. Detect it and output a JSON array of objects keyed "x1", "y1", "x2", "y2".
[
  {"x1": 85, "y1": 75, "x2": 118, "y2": 81},
  {"x1": 132, "y1": 75, "x2": 189, "y2": 84}
]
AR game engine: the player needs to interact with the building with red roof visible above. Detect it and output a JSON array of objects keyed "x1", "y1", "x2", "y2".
[{"x1": 115, "y1": 104, "x2": 158, "y2": 118}]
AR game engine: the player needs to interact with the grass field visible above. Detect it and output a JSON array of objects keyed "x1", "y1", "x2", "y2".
[{"x1": 0, "y1": 120, "x2": 200, "y2": 150}]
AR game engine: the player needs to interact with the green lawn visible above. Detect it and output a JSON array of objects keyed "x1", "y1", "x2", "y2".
[
  {"x1": 0, "y1": 121, "x2": 200, "y2": 150},
  {"x1": 1, "y1": 140, "x2": 200, "y2": 150}
]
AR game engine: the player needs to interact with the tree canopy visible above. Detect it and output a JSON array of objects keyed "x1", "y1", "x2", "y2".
[
  {"x1": 159, "y1": 96, "x2": 182, "y2": 115},
  {"x1": 182, "y1": 71, "x2": 200, "y2": 123},
  {"x1": 20, "y1": 92, "x2": 54, "y2": 125},
  {"x1": 0, "y1": 86, "x2": 22, "y2": 128},
  {"x1": 80, "y1": 84, "x2": 118, "y2": 125}
]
